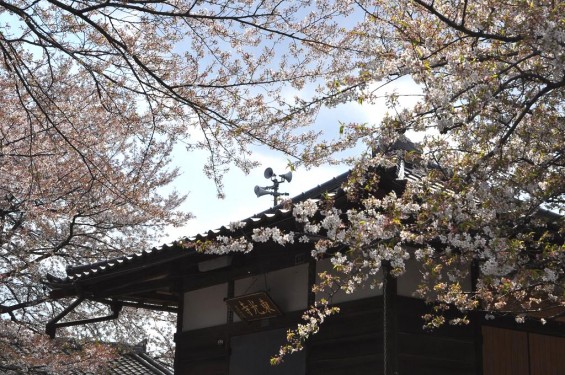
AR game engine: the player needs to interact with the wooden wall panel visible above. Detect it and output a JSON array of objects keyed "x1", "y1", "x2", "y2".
[
  {"x1": 398, "y1": 333, "x2": 476, "y2": 375},
  {"x1": 307, "y1": 297, "x2": 384, "y2": 375},
  {"x1": 175, "y1": 325, "x2": 228, "y2": 375},
  {"x1": 308, "y1": 355, "x2": 384, "y2": 375},
  {"x1": 175, "y1": 296, "x2": 565, "y2": 375},
  {"x1": 175, "y1": 359, "x2": 227, "y2": 375},
  {"x1": 396, "y1": 297, "x2": 476, "y2": 375},
  {"x1": 308, "y1": 296, "x2": 477, "y2": 375},
  {"x1": 529, "y1": 333, "x2": 565, "y2": 375},
  {"x1": 482, "y1": 326, "x2": 529, "y2": 375}
]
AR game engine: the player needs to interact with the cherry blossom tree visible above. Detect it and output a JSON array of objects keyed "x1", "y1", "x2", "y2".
[
  {"x1": 0, "y1": 319, "x2": 117, "y2": 374},
  {"x1": 0, "y1": 0, "x2": 363, "y2": 370},
  {"x1": 0, "y1": 56, "x2": 188, "y2": 369},
  {"x1": 187, "y1": 0, "x2": 564, "y2": 361},
  {"x1": 319, "y1": 0, "x2": 565, "y2": 327},
  {"x1": 0, "y1": 0, "x2": 364, "y2": 194},
  {"x1": 0, "y1": 0, "x2": 563, "y2": 370}
]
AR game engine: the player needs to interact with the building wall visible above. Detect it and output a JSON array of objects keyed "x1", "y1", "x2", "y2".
[
  {"x1": 395, "y1": 297, "x2": 477, "y2": 375},
  {"x1": 183, "y1": 283, "x2": 228, "y2": 331},
  {"x1": 233, "y1": 264, "x2": 308, "y2": 321},
  {"x1": 175, "y1": 295, "x2": 481, "y2": 375},
  {"x1": 483, "y1": 326, "x2": 565, "y2": 375},
  {"x1": 397, "y1": 252, "x2": 472, "y2": 298},
  {"x1": 176, "y1": 255, "x2": 563, "y2": 375},
  {"x1": 182, "y1": 264, "x2": 309, "y2": 330},
  {"x1": 315, "y1": 258, "x2": 383, "y2": 303},
  {"x1": 307, "y1": 297, "x2": 385, "y2": 375}
]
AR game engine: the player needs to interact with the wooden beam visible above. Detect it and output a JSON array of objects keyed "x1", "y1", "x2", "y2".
[
  {"x1": 225, "y1": 279, "x2": 234, "y2": 372},
  {"x1": 46, "y1": 298, "x2": 122, "y2": 338},
  {"x1": 471, "y1": 260, "x2": 484, "y2": 375},
  {"x1": 176, "y1": 281, "x2": 184, "y2": 333},
  {"x1": 383, "y1": 262, "x2": 398, "y2": 375},
  {"x1": 307, "y1": 258, "x2": 316, "y2": 306},
  {"x1": 113, "y1": 291, "x2": 178, "y2": 304},
  {"x1": 46, "y1": 296, "x2": 85, "y2": 338},
  {"x1": 94, "y1": 277, "x2": 174, "y2": 298},
  {"x1": 102, "y1": 299, "x2": 177, "y2": 313},
  {"x1": 182, "y1": 248, "x2": 310, "y2": 292}
]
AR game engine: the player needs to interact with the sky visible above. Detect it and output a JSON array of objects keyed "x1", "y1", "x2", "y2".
[
  {"x1": 161, "y1": 76, "x2": 422, "y2": 244},
  {"x1": 0, "y1": 6, "x2": 421, "y2": 246}
]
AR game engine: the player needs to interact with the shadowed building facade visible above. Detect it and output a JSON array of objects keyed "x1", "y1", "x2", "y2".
[{"x1": 46, "y1": 168, "x2": 565, "y2": 375}]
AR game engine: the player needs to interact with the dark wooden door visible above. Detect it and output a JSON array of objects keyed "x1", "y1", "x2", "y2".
[{"x1": 483, "y1": 326, "x2": 565, "y2": 375}]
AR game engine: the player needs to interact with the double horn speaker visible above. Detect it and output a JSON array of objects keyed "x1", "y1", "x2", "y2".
[
  {"x1": 254, "y1": 185, "x2": 271, "y2": 197},
  {"x1": 263, "y1": 167, "x2": 292, "y2": 182},
  {"x1": 279, "y1": 171, "x2": 292, "y2": 182}
]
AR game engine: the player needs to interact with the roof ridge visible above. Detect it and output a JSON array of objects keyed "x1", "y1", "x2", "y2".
[{"x1": 133, "y1": 352, "x2": 174, "y2": 375}]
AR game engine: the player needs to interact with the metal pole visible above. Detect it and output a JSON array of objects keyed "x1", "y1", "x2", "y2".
[{"x1": 272, "y1": 179, "x2": 279, "y2": 206}]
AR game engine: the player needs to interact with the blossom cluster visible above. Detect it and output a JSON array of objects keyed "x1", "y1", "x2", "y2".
[
  {"x1": 196, "y1": 237, "x2": 253, "y2": 255},
  {"x1": 270, "y1": 299, "x2": 339, "y2": 365},
  {"x1": 252, "y1": 227, "x2": 295, "y2": 245}
]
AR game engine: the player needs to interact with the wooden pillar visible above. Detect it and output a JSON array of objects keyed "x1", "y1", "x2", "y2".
[
  {"x1": 226, "y1": 279, "x2": 235, "y2": 374},
  {"x1": 383, "y1": 261, "x2": 398, "y2": 375},
  {"x1": 471, "y1": 260, "x2": 484, "y2": 375},
  {"x1": 305, "y1": 258, "x2": 317, "y2": 374},
  {"x1": 174, "y1": 281, "x2": 184, "y2": 372},
  {"x1": 176, "y1": 281, "x2": 185, "y2": 334},
  {"x1": 307, "y1": 258, "x2": 317, "y2": 306}
]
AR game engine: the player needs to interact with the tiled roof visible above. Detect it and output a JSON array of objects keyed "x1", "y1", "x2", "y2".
[
  {"x1": 47, "y1": 164, "x2": 559, "y2": 288},
  {"x1": 46, "y1": 170, "x2": 352, "y2": 286},
  {"x1": 108, "y1": 352, "x2": 173, "y2": 375}
]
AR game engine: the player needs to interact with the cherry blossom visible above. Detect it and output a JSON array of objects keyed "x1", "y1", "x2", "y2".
[
  {"x1": 197, "y1": 1, "x2": 563, "y2": 361},
  {"x1": 0, "y1": 0, "x2": 562, "y2": 369}
]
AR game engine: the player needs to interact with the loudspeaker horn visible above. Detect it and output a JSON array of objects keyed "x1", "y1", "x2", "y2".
[
  {"x1": 279, "y1": 171, "x2": 292, "y2": 183},
  {"x1": 263, "y1": 167, "x2": 274, "y2": 179},
  {"x1": 254, "y1": 185, "x2": 271, "y2": 197}
]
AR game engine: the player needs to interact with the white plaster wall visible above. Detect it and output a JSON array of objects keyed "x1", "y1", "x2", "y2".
[
  {"x1": 234, "y1": 264, "x2": 308, "y2": 322},
  {"x1": 397, "y1": 255, "x2": 422, "y2": 297},
  {"x1": 315, "y1": 258, "x2": 383, "y2": 303},
  {"x1": 314, "y1": 253, "x2": 472, "y2": 303},
  {"x1": 397, "y1": 255, "x2": 472, "y2": 297},
  {"x1": 182, "y1": 283, "x2": 227, "y2": 331}
]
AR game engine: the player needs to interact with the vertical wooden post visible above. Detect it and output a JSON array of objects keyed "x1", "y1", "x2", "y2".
[
  {"x1": 174, "y1": 280, "x2": 184, "y2": 372},
  {"x1": 307, "y1": 258, "x2": 317, "y2": 306},
  {"x1": 176, "y1": 281, "x2": 184, "y2": 334},
  {"x1": 305, "y1": 258, "x2": 317, "y2": 374},
  {"x1": 226, "y1": 279, "x2": 235, "y2": 374},
  {"x1": 383, "y1": 261, "x2": 398, "y2": 375},
  {"x1": 471, "y1": 260, "x2": 484, "y2": 375}
]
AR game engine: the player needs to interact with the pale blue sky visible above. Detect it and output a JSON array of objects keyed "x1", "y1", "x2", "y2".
[
  {"x1": 162, "y1": 76, "x2": 422, "y2": 243},
  {"x1": 0, "y1": 8, "x2": 422, "y2": 245}
]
